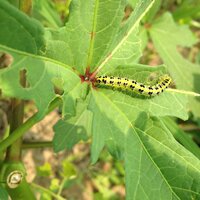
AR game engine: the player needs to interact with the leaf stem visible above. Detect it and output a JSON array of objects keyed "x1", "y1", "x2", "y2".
[
  {"x1": 0, "y1": 98, "x2": 62, "y2": 153},
  {"x1": 57, "y1": 177, "x2": 68, "y2": 196},
  {"x1": 31, "y1": 182, "x2": 66, "y2": 200},
  {"x1": 86, "y1": 0, "x2": 99, "y2": 67},
  {"x1": 166, "y1": 88, "x2": 200, "y2": 97},
  {"x1": 22, "y1": 141, "x2": 53, "y2": 149}
]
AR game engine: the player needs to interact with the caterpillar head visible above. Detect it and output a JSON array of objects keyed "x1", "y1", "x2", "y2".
[{"x1": 159, "y1": 74, "x2": 172, "y2": 82}]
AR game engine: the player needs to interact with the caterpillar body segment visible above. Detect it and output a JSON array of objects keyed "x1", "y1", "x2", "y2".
[{"x1": 95, "y1": 75, "x2": 172, "y2": 97}]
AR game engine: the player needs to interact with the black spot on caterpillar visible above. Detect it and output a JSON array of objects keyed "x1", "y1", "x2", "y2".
[{"x1": 95, "y1": 74, "x2": 172, "y2": 97}]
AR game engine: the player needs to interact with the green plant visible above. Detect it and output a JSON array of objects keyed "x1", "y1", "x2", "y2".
[{"x1": 0, "y1": 0, "x2": 200, "y2": 199}]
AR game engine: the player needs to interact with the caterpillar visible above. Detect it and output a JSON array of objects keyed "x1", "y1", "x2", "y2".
[{"x1": 95, "y1": 74, "x2": 172, "y2": 97}]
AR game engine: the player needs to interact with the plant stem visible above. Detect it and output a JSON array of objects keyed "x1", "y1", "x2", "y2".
[
  {"x1": 57, "y1": 177, "x2": 68, "y2": 196},
  {"x1": 0, "y1": 98, "x2": 61, "y2": 153},
  {"x1": 6, "y1": 70, "x2": 26, "y2": 161},
  {"x1": 5, "y1": 98, "x2": 24, "y2": 161},
  {"x1": 31, "y1": 183, "x2": 66, "y2": 200},
  {"x1": 22, "y1": 141, "x2": 53, "y2": 149},
  {"x1": 5, "y1": 0, "x2": 32, "y2": 163}
]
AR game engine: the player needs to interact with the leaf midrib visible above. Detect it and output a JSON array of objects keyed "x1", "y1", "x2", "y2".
[
  {"x1": 113, "y1": 96, "x2": 199, "y2": 173},
  {"x1": 0, "y1": 44, "x2": 75, "y2": 73},
  {"x1": 86, "y1": 0, "x2": 99, "y2": 67},
  {"x1": 96, "y1": 0, "x2": 155, "y2": 73}
]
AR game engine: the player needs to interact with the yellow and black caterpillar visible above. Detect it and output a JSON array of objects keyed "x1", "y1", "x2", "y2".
[{"x1": 95, "y1": 75, "x2": 172, "y2": 96}]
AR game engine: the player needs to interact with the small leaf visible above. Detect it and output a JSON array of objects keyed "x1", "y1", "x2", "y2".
[
  {"x1": 37, "y1": 163, "x2": 52, "y2": 177},
  {"x1": 93, "y1": 175, "x2": 115, "y2": 198},
  {"x1": 40, "y1": 193, "x2": 51, "y2": 200},
  {"x1": 60, "y1": 160, "x2": 77, "y2": 179},
  {"x1": 53, "y1": 100, "x2": 91, "y2": 152},
  {"x1": 49, "y1": 178, "x2": 60, "y2": 191}
]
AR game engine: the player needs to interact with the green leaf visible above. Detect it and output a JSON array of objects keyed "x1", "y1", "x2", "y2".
[
  {"x1": 127, "y1": 0, "x2": 138, "y2": 7},
  {"x1": 89, "y1": 90, "x2": 127, "y2": 163},
  {"x1": 60, "y1": 160, "x2": 77, "y2": 179},
  {"x1": 40, "y1": 193, "x2": 52, "y2": 200},
  {"x1": 0, "y1": 45, "x2": 80, "y2": 118},
  {"x1": 1, "y1": 1, "x2": 199, "y2": 199},
  {"x1": 37, "y1": 163, "x2": 52, "y2": 177},
  {"x1": 101, "y1": 64, "x2": 189, "y2": 120},
  {"x1": 49, "y1": 0, "x2": 163, "y2": 157},
  {"x1": 49, "y1": 178, "x2": 60, "y2": 191},
  {"x1": 0, "y1": 1, "x2": 83, "y2": 118},
  {"x1": 105, "y1": 90, "x2": 188, "y2": 120},
  {"x1": 88, "y1": 73, "x2": 188, "y2": 163},
  {"x1": 44, "y1": 0, "x2": 155, "y2": 74},
  {"x1": 0, "y1": 187, "x2": 9, "y2": 200},
  {"x1": 89, "y1": 87, "x2": 200, "y2": 198},
  {"x1": 142, "y1": 0, "x2": 162, "y2": 23},
  {"x1": 62, "y1": 82, "x2": 88, "y2": 117},
  {"x1": 44, "y1": 0, "x2": 126, "y2": 74},
  {"x1": 32, "y1": 0, "x2": 63, "y2": 28},
  {"x1": 53, "y1": 100, "x2": 91, "y2": 152},
  {"x1": 149, "y1": 13, "x2": 200, "y2": 118},
  {"x1": 173, "y1": 0, "x2": 200, "y2": 23},
  {"x1": 98, "y1": 0, "x2": 155, "y2": 74},
  {"x1": 125, "y1": 117, "x2": 200, "y2": 200},
  {"x1": 93, "y1": 175, "x2": 116, "y2": 199},
  {"x1": 162, "y1": 117, "x2": 200, "y2": 160},
  {"x1": 0, "y1": 0, "x2": 156, "y2": 118},
  {"x1": 0, "y1": 1, "x2": 44, "y2": 54}
]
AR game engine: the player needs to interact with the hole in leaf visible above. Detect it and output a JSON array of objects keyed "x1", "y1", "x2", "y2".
[
  {"x1": 54, "y1": 86, "x2": 64, "y2": 95},
  {"x1": 0, "y1": 52, "x2": 13, "y2": 69},
  {"x1": 19, "y1": 69, "x2": 30, "y2": 88},
  {"x1": 139, "y1": 41, "x2": 163, "y2": 65},
  {"x1": 123, "y1": 5, "x2": 133, "y2": 22},
  {"x1": 51, "y1": 77, "x2": 64, "y2": 95},
  {"x1": 177, "y1": 45, "x2": 199, "y2": 63}
]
